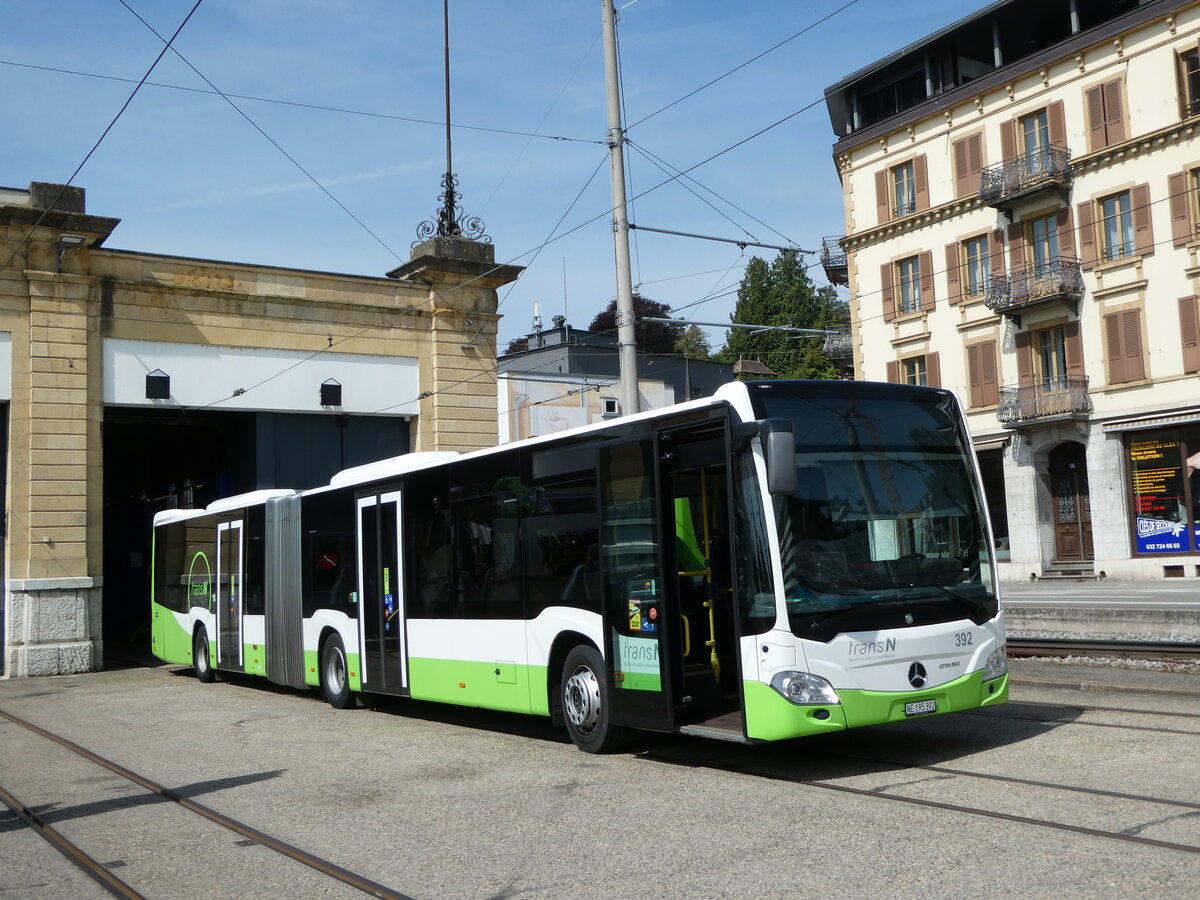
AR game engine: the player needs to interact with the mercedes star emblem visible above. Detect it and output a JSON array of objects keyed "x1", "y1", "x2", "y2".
[{"x1": 908, "y1": 662, "x2": 928, "y2": 688}]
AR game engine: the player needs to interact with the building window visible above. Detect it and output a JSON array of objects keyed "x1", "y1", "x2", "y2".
[
  {"x1": 1035, "y1": 325, "x2": 1068, "y2": 391},
  {"x1": 966, "y1": 340, "x2": 999, "y2": 408},
  {"x1": 1099, "y1": 191, "x2": 1134, "y2": 261},
  {"x1": 964, "y1": 234, "x2": 990, "y2": 297},
  {"x1": 893, "y1": 161, "x2": 916, "y2": 218},
  {"x1": 1085, "y1": 79, "x2": 1125, "y2": 151},
  {"x1": 903, "y1": 356, "x2": 927, "y2": 386},
  {"x1": 1104, "y1": 308, "x2": 1146, "y2": 384},
  {"x1": 1028, "y1": 214, "x2": 1060, "y2": 274},
  {"x1": 1126, "y1": 430, "x2": 1200, "y2": 556},
  {"x1": 1180, "y1": 48, "x2": 1200, "y2": 118},
  {"x1": 897, "y1": 256, "x2": 921, "y2": 313}
]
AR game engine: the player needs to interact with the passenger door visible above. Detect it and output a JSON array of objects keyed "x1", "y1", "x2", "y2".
[
  {"x1": 216, "y1": 519, "x2": 243, "y2": 668},
  {"x1": 356, "y1": 490, "x2": 407, "y2": 694},
  {"x1": 599, "y1": 438, "x2": 677, "y2": 731}
]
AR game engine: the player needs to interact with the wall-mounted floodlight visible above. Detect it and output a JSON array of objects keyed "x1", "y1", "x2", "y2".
[
  {"x1": 56, "y1": 234, "x2": 86, "y2": 273},
  {"x1": 320, "y1": 378, "x2": 342, "y2": 407},
  {"x1": 145, "y1": 369, "x2": 170, "y2": 400}
]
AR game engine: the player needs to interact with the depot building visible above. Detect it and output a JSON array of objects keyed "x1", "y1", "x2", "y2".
[{"x1": 0, "y1": 181, "x2": 520, "y2": 677}]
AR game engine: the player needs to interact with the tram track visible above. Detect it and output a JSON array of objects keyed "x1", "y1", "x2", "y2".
[
  {"x1": 0, "y1": 707, "x2": 412, "y2": 900},
  {"x1": 1008, "y1": 638, "x2": 1200, "y2": 660}
]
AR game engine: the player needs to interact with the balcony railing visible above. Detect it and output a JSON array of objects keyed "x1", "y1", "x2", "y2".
[
  {"x1": 820, "y1": 236, "x2": 847, "y2": 285},
  {"x1": 984, "y1": 257, "x2": 1083, "y2": 323},
  {"x1": 997, "y1": 376, "x2": 1092, "y2": 426},
  {"x1": 822, "y1": 332, "x2": 852, "y2": 358},
  {"x1": 979, "y1": 146, "x2": 1072, "y2": 207}
]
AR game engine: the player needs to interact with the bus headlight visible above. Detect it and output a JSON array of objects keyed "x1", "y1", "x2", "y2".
[
  {"x1": 770, "y1": 671, "x2": 840, "y2": 706},
  {"x1": 984, "y1": 645, "x2": 1007, "y2": 680}
]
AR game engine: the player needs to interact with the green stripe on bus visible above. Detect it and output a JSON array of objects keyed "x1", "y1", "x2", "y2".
[
  {"x1": 408, "y1": 657, "x2": 539, "y2": 715},
  {"x1": 744, "y1": 671, "x2": 1009, "y2": 741}
]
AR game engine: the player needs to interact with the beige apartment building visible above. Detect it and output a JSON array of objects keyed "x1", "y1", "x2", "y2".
[
  {"x1": 823, "y1": 0, "x2": 1200, "y2": 581},
  {"x1": 0, "y1": 182, "x2": 519, "y2": 676}
]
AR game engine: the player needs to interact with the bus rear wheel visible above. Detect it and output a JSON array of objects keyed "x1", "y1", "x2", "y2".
[
  {"x1": 193, "y1": 629, "x2": 216, "y2": 684},
  {"x1": 321, "y1": 634, "x2": 353, "y2": 709},
  {"x1": 561, "y1": 645, "x2": 623, "y2": 753}
]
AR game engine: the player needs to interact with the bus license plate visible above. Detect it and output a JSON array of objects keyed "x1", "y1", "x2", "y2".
[{"x1": 904, "y1": 699, "x2": 937, "y2": 717}]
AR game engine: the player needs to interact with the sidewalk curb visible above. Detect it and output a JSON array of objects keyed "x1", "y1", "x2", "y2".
[{"x1": 1010, "y1": 675, "x2": 1200, "y2": 699}]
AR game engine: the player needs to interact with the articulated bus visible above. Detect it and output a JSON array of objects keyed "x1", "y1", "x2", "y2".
[{"x1": 151, "y1": 380, "x2": 1008, "y2": 752}]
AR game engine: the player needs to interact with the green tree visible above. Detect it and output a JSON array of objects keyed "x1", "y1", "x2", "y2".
[
  {"x1": 674, "y1": 324, "x2": 712, "y2": 360},
  {"x1": 718, "y1": 251, "x2": 847, "y2": 380}
]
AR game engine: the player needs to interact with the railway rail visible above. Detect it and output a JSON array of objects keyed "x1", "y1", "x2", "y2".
[
  {"x1": 1008, "y1": 638, "x2": 1200, "y2": 660},
  {"x1": 0, "y1": 707, "x2": 413, "y2": 900}
]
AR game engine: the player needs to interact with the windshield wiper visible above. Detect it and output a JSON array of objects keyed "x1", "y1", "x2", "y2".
[
  {"x1": 804, "y1": 597, "x2": 911, "y2": 634},
  {"x1": 923, "y1": 584, "x2": 993, "y2": 620}
]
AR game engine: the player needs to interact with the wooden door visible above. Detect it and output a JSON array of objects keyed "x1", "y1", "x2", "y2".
[{"x1": 1049, "y1": 443, "x2": 1093, "y2": 561}]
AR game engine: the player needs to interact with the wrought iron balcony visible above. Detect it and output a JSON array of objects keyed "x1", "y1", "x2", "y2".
[
  {"x1": 984, "y1": 257, "x2": 1083, "y2": 325},
  {"x1": 979, "y1": 146, "x2": 1072, "y2": 208},
  {"x1": 822, "y1": 331, "x2": 852, "y2": 359},
  {"x1": 820, "y1": 236, "x2": 847, "y2": 285},
  {"x1": 997, "y1": 376, "x2": 1092, "y2": 427}
]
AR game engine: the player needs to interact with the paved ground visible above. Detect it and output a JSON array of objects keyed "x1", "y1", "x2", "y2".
[{"x1": 1, "y1": 657, "x2": 1198, "y2": 899}]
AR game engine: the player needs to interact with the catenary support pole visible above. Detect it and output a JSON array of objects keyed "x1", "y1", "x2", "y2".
[{"x1": 602, "y1": 0, "x2": 640, "y2": 416}]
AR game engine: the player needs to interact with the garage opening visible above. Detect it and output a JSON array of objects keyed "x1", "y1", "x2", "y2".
[{"x1": 102, "y1": 407, "x2": 408, "y2": 662}]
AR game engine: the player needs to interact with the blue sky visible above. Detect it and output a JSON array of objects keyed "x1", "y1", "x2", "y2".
[{"x1": 2, "y1": 0, "x2": 976, "y2": 352}]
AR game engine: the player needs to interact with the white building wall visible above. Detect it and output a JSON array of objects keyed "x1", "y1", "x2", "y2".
[{"x1": 836, "y1": 4, "x2": 1200, "y2": 582}]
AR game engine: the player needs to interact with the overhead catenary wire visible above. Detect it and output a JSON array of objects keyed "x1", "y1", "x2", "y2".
[
  {"x1": 0, "y1": 0, "x2": 205, "y2": 278},
  {"x1": 119, "y1": 0, "x2": 404, "y2": 264}
]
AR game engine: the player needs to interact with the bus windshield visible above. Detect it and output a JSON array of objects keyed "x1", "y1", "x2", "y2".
[{"x1": 747, "y1": 382, "x2": 997, "y2": 640}]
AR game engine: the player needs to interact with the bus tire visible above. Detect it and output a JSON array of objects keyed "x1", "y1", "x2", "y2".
[
  {"x1": 561, "y1": 645, "x2": 623, "y2": 753},
  {"x1": 194, "y1": 629, "x2": 216, "y2": 684},
  {"x1": 321, "y1": 634, "x2": 353, "y2": 709}
]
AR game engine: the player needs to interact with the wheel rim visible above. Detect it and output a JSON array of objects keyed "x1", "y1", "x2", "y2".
[
  {"x1": 564, "y1": 664, "x2": 601, "y2": 734},
  {"x1": 326, "y1": 645, "x2": 346, "y2": 695},
  {"x1": 196, "y1": 635, "x2": 208, "y2": 673}
]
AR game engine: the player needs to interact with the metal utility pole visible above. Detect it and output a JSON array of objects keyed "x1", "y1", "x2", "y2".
[{"x1": 602, "y1": 0, "x2": 640, "y2": 416}]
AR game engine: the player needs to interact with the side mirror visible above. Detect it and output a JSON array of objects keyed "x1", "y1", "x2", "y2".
[{"x1": 761, "y1": 418, "x2": 796, "y2": 496}]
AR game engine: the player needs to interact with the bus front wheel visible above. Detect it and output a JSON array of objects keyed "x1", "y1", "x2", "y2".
[
  {"x1": 193, "y1": 629, "x2": 216, "y2": 684},
  {"x1": 561, "y1": 645, "x2": 623, "y2": 753},
  {"x1": 321, "y1": 634, "x2": 353, "y2": 709}
]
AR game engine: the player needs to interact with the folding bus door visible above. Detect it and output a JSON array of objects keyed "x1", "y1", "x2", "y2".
[
  {"x1": 599, "y1": 437, "x2": 677, "y2": 731},
  {"x1": 216, "y1": 520, "x2": 243, "y2": 669},
  {"x1": 356, "y1": 490, "x2": 408, "y2": 695}
]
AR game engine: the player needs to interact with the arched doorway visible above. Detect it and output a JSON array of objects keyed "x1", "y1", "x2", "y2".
[{"x1": 1048, "y1": 441, "x2": 1093, "y2": 561}]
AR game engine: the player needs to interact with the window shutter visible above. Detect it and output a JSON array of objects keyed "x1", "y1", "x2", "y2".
[
  {"x1": 919, "y1": 250, "x2": 935, "y2": 309},
  {"x1": 876, "y1": 170, "x2": 890, "y2": 225},
  {"x1": 953, "y1": 139, "x2": 970, "y2": 198},
  {"x1": 914, "y1": 155, "x2": 930, "y2": 212},
  {"x1": 1015, "y1": 331, "x2": 1034, "y2": 383},
  {"x1": 886, "y1": 360, "x2": 900, "y2": 383},
  {"x1": 1131, "y1": 183, "x2": 1154, "y2": 257},
  {"x1": 1086, "y1": 85, "x2": 1106, "y2": 151},
  {"x1": 1077, "y1": 200, "x2": 1097, "y2": 270},
  {"x1": 881, "y1": 263, "x2": 896, "y2": 322},
  {"x1": 990, "y1": 229, "x2": 1005, "y2": 278},
  {"x1": 1056, "y1": 205, "x2": 1076, "y2": 260},
  {"x1": 1169, "y1": 171, "x2": 1192, "y2": 247},
  {"x1": 1104, "y1": 313, "x2": 1126, "y2": 384},
  {"x1": 967, "y1": 134, "x2": 983, "y2": 193},
  {"x1": 1180, "y1": 296, "x2": 1200, "y2": 373},
  {"x1": 1000, "y1": 119, "x2": 1016, "y2": 161},
  {"x1": 945, "y1": 243, "x2": 962, "y2": 305},
  {"x1": 967, "y1": 343, "x2": 983, "y2": 407},
  {"x1": 926, "y1": 352, "x2": 941, "y2": 388},
  {"x1": 1047, "y1": 100, "x2": 1067, "y2": 149},
  {"x1": 981, "y1": 340, "x2": 999, "y2": 407},
  {"x1": 1121, "y1": 309, "x2": 1145, "y2": 381},
  {"x1": 1007, "y1": 222, "x2": 1026, "y2": 271},
  {"x1": 1064, "y1": 320, "x2": 1085, "y2": 379},
  {"x1": 1103, "y1": 80, "x2": 1125, "y2": 145}
]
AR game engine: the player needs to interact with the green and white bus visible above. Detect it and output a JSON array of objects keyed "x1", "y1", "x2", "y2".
[{"x1": 151, "y1": 380, "x2": 1008, "y2": 752}]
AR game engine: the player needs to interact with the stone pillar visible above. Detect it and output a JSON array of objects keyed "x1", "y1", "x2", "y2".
[{"x1": 388, "y1": 237, "x2": 522, "y2": 453}]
